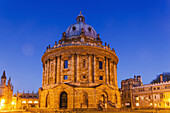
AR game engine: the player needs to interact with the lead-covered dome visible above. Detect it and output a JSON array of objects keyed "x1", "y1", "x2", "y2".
[{"x1": 65, "y1": 12, "x2": 98, "y2": 38}]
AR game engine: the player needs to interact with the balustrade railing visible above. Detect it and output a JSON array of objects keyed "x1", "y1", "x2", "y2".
[{"x1": 46, "y1": 42, "x2": 113, "y2": 53}]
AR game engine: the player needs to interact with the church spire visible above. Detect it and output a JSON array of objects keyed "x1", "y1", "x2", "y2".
[{"x1": 1, "y1": 70, "x2": 6, "y2": 79}]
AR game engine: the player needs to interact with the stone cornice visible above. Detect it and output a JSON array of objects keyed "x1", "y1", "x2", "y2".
[{"x1": 42, "y1": 45, "x2": 118, "y2": 64}]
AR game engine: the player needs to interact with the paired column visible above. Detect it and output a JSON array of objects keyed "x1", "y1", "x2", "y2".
[
  {"x1": 113, "y1": 62, "x2": 118, "y2": 86},
  {"x1": 72, "y1": 54, "x2": 75, "y2": 82},
  {"x1": 45, "y1": 62, "x2": 47, "y2": 85},
  {"x1": 76, "y1": 54, "x2": 80, "y2": 82},
  {"x1": 42, "y1": 64, "x2": 45, "y2": 86},
  {"x1": 47, "y1": 60, "x2": 50, "y2": 85},
  {"x1": 88, "y1": 54, "x2": 93, "y2": 83},
  {"x1": 109, "y1": 60, "x2": 113, "y2": 85},
  {"x1": 53, "y1": 57, "x2": 57, "y2": 84},
  {"x1": 93, "y1": 55, "x2": 97, "y2": 83},
  {"x1": 57, "y1": 56, "x2": 61, "y2": 83},
  {"x1": 105, "y1": 58, "x2": 109, "y2": 84}
]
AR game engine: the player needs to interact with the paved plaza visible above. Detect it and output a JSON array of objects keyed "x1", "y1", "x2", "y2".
[{"x1": 1, "y1": 110, "x2": 170, "y2": 113}]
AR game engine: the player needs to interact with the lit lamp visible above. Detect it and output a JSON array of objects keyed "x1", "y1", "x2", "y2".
[
  {"x1": 11, "y1": 102, "x2": 15, "y2": 105},
  {"x1": 0, "y1": 99, "x2": 5, "y2": 109}
]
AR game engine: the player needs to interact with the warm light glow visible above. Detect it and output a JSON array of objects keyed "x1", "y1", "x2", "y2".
[
  {"x1": 0, "y1": 99, "x2": 5, "y2": 109},
  {"x1": 136, "y1": 97, "x2": 139, "y2": 100},
  {"x1": 12, "y1": 102, "x2": 14, "y2": 105},
  {"x1": 150, "y1": 103, "x2": 152, "y2": 106},
  {"x1": 1, "y1": 99, "x2": 5, "y2": 104},
  {"x1": 155, "y1": 103, "x2": 157, "y2": 106},
  {"x1": 22, "y1": 101, "x2": 26, "y2": 103},
  {"x1": 136, "y1": 103, "x2": 139, "y2": 106},
  {"x1": 28, "y1": 101, "x2": 32, "y2": 103},
  {"x1": 34, "y1": 101, "x2": 38, "y2": 103},
  {"x1": 141, "y1": 96, "x2": 144, "y2": 100}
]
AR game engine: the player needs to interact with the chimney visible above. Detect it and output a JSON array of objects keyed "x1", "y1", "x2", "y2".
[
  {"x1": 160, "y1": 74, "x2": 163, "y2": 83},
  {"x1": 134, "y1": 75, "x2": 136, "y2": 80},
  {"x1": 137, "y1": 75, "x2": 142, "y2": 83}
]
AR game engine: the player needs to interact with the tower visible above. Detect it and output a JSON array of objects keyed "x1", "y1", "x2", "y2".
[{"x1": 1, "y1": 70, "x2": 6, "y2": 86}]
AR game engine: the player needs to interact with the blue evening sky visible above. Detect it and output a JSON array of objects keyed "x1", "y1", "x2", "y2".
[{"x1": 0, "y1": 0, "x2": 170, "y2": 93}]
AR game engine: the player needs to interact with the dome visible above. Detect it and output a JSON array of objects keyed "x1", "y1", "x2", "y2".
[{"x1": 65, "y1": 12, "x2": 98, "y2": 38}]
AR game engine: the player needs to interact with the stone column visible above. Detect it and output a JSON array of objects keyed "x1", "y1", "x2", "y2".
[
  {"x1": 42, "y1": 64, "x2": 45, "y2": 86},
  {"x1": 113, "y1": 62, "x2": 118, "y2": 86},
  {"x1": 61, "y1": 57, "x2": 63, "y2": 82},
  {"x1": 47, "y1": 59, "x2": 50, "y2": 85},
  {"x1": 72, "y1": 54, "x2": 75, "y2": 82},
  {"x1": 103, "y1": 58, "x2": 106, "y2": 84},
  {"x1": 93, "y1": 55, "x2": 97, "y2": 83},
  {"x1": 76, "y1": 54, "x2": 80, "y2": 82},
  {"x1": 89, "y1": 54, "x2": 93, "y2": 83},
  {"x1": 45, "y1": 62, "x2": 47, "y2": 85},
  {"x1": 105, "y1": 58, "x2": 109, "y2": 84},
  {"x1": 57, "y1": 56, "x2": 61, "y2": 83},
  {"x1": 109, "y1": 60, "x2": 113, "y2": 85},
  {"x1": 53, "y1": 57, "x2": 57, "y2": 84}
]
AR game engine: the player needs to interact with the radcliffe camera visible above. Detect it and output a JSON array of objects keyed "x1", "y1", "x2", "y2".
[{"x1": 0, "y1": 1, "x2": 169, "y2": 113}]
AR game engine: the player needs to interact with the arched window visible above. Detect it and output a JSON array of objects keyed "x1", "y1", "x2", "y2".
[
  {"x1": 60, "y1": 92, "x2": 67, "y2": 109},
  {"x1": 46, "y1": 94, "x2": 50, "y2": 108}
]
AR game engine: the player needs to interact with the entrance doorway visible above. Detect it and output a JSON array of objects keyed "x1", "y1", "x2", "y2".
[{"x1": 60, "y1": 92, "x2": 67, "y2": 109}]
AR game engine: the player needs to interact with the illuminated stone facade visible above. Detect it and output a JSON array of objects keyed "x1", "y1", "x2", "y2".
[
  {"x1": 121, "y1": 75, "x2": 142, "y2": 108},
  {"x1": 0, "y1": 71, "x2": 13, "y2": 110},
  {"x1": 121, "y1": 75, "x2": 170, "y2": 109},
  {"x1": 132, "y1": 81, "x2": 170, "y2": 109},
  {"x1": 16, "y1": 91, "x2": 39, "y2": 109},
  {"x1": 39, "y1": 13, "x2": 121, "y2": 111}
]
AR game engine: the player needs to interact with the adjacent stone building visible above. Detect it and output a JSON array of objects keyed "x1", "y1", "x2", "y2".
[
  {"x1": 39, "y1": 13, "x2": 121, "y2": 111},
  {"x1": 16, "y1": 91, "x2": 39, "y2": 109},
  {"x1": 121, "y1": 75, "x2": 142, "y2": 108},
  {"x1": 0, "y1": 70, "x2": 13, "y2": 110},
  {"x1": 121, "y1": 74, "x2": 170, "y2": 109},
  {"x1": 132, "y1": 74, "x2": 170, "y2": 109}
]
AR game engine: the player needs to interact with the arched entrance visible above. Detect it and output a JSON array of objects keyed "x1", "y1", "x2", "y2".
[
  {"x1": 60, "y1": 92, "x2": 67, "y2": 109},
  {"x1": 100, "y1": 94, "x2": 107, "y2": 103},
  {"x1": 100, "y1": 92, "x2": 108, "y2": 103},
  {"x1": 99, "y1": 92, "x2": 108, "y2": 109}
]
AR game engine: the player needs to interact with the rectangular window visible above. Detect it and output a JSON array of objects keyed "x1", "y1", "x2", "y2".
[
  {"x1": 64, "y1": 75, "x2": 68, "y2": 80},
  {"x1": 99, "y1": 76, "x2": 103, "y2": 80},
  {"x1": 64, "y1": 60, "x2": 68, "y2": 69},
  {"x1": 99, "y1": 61, "x2": 103, "y2": 69}
]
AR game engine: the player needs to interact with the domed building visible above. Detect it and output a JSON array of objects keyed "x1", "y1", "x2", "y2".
[{"x1": 39, "y1": 13, "x2": 121, "y2": 111}]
